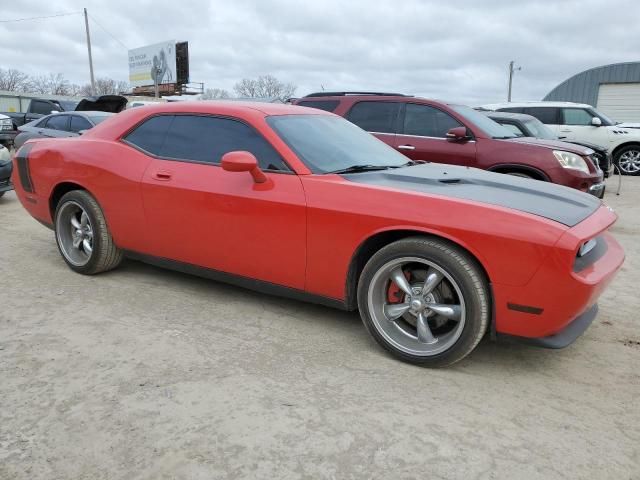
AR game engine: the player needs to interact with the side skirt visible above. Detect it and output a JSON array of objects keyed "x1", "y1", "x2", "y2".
[{"x1": 123, "y1": 250, "x2": 349, "y2": 311}]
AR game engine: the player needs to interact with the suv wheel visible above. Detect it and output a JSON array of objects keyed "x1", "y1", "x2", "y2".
[{"x1": 614, "y1": 145, "x2": 640, "y2": 176}]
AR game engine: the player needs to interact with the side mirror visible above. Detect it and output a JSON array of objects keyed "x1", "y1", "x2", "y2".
[
  {"x1": 78, "y1": 130, "x2": 87, "y2": 135},
  {"x1": 221, "y1": 151, "x2": 267, "y2": 183},
  {"x1": 446, "y1": 126, "x2": 469, "y2": 142},
  {"x1": 591, "y1": 117, "x2": 602, "y2": 127}
]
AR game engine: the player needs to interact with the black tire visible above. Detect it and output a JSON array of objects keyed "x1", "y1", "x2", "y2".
[
  {"x1": 54, "y1": 190, "x2": 123, "y2": 274},
  {"x1": 613, "y1": 145, "x2": 640, "y2": 176},
  {"x1": 357, "y1": 237, "x2": 490, "y2": 367},
  {"x1": 0, "y1": 191, "x2": 5, "y2": 198}
]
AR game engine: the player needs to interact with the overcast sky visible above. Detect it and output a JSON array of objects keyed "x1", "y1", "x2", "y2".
[{"x1": 2, "y1": 0, "x2": 639, "y2": 104}]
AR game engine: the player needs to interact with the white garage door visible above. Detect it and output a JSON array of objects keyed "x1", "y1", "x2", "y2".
[{"x1": 596, "y1": 83, "x2": 640, "y2": 123}]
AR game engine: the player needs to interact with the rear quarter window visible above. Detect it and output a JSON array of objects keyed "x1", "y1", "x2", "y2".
[
  {"x1": 522, "y1": 107, "x2": 560, "y2": 125},
  {"x1": 346, "y1": 101, "x2": 400, "y2": 134},
  {"x1": 123, "y1": 115, "x2": 173, "y2": 155}
]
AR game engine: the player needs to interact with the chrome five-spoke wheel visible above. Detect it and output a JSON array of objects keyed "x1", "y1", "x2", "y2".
[
  {"x1": 54, "y1": 190, "x2": 123, "y2": 274},
  {"x1": 368, "y1": 257, "x2": 465, "y2": 356},
  {"x1": 358, "y1": 237, "x2": 489, "y2": 366},
  {"x1": 56, "y1": 201, "x2": 94, "y2": 266}
]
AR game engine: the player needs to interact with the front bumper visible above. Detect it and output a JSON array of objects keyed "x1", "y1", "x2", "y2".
[
  {"x1": 493, "y1": 206, "x2": 624, "y2": 340},
  {"x1": 588, "y1": 181, "x2": 606, "y2": 198},
  {"x1": 0, "y1": 161, "x2": 13, "y2": 192},
  {"x1": 498, "y1": 304, "x2": 598, "y2": 348},
  {"x1": 0, "y1": 130, "x2": 17, "y2": 145}
]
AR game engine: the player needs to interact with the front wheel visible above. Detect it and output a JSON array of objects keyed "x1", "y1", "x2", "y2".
[
  {"x1": 54, "y1": 190, "x2": 123, "y2": 274},
  {"x1": 614, "y1": 146, "x2": 640, "y2": 176},
  {"x1": 357, "y1": 237, "x2": 490, "y2": 367}
]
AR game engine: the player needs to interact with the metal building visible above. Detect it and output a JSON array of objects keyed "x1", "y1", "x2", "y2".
[{"x1": 543, "y1": 61, "x2": 640, "y2": 122}]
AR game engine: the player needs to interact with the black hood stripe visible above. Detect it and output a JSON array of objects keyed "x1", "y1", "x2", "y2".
[{"x1": 342, "y1": 164, "x2": 600, "y2": 227}]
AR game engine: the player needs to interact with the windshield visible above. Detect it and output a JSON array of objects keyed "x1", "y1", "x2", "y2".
[
  {"x1": 523, "y1": 118, "x2": 557, "y2": 140},
  {"x1": 267, "y1": 114, "x2": 408, "y2": 173},
  {"x1": 588, "y1": 107, "x2": 615, "y2": 126},
  {"x1": 451, "y1": 105, "x2": 517, "y2": 139}
]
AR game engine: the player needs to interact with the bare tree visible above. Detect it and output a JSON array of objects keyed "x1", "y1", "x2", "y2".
[
  {"x1": 201, "y1": 88, "x2": 231, "y2": 100},
  {"x1": 29, "y1": 73, "x2": 71, "y2": 95},
  {"x1": 233, "y1": 75, "x2": 296, "y2": 102},
  {"x1": 0, "y1": 68, "x2": 30, "y2": 92}
]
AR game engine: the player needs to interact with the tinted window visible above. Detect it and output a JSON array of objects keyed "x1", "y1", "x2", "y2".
[
  {"x1": 562, "y1": 108, "x2": 594, "y2": 126},
  {"x1": 160, "y1": 115, "x2": 288, "y2": 171},
  {"x1": 268, "y1": 114, "x2": 407, "y2": 174},
  {"x1": 297, "y1": 100, "x2": 339, "y2": 112},
  {"x1": 403, "y1": 104, "x2": 462, "y2": 138},
  {"x1": 69, "y1": 116, "x2": 93, "y2": 133},
  {"x1": 45, "y1": 115, "x2": 69, "y2": 131},
  {"x1": 31, "y1": 100, "x2": 59, "y2": 115},
  {"x1": 522, "y1": 107, "x2": 559, "y2": 124},
  {"x1": 346, "y1": 101, "x2": 400, "y2": 133},
  {"x1": 124, "y1": 115, "x2": 173, "y2": 154}
]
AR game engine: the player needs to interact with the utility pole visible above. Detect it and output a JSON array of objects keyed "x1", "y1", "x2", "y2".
[
  {"x1": 507, "y1": 60, "x2": 521, "y2": 102},
  {"x1": 84, "y1": 8, "x2": 96, "y2": 95}
]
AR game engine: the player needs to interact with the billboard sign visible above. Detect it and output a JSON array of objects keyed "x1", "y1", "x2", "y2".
[{"x1": 128, "y1": 40, "x2": 176, "y2": 88}]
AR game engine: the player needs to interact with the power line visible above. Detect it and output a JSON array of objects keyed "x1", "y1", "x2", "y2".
[
  {"x1": 0, "y1": 11, "x2": 81, "y2": 23},
  {"x1": 88, "y1": 14, "x2": 129, "y2": 50}
]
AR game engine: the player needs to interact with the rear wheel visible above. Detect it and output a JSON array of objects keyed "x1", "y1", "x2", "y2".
[
  {"x1": 0, "y1": 192, "x2": 5, "y2": 198},
  {"x1": 614, "y1": 146, "x2": 640, "y2": 176},
  {"x1": 357, "y1": 237, "x2": 490, "y2": 367},
  {"x1": 54, "y1": 190, "x2": 123, "y2": 274}
]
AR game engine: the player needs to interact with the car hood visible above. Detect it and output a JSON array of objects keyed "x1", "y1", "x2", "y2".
[
  {"x1": 506, "y1": 137, "x2": 593, "y2": 155},
  {"x1": 342, "y1": 163, "x2": 601, "y2": 227},
  {"x1": 616, "y1": 122, "x2": 640, "y2": 129},
  {"x1": 75, "y1": 95, "x2": 127, "y2": 113}
]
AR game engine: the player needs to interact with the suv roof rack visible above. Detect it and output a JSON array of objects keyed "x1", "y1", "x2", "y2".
[{"x1": 303, "y1": 91, "x2": 409, "y2": 98}]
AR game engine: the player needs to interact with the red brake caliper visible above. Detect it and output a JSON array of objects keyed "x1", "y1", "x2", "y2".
[{"x1": 387, "y1": 270, "x2": 411, "y2": 303}]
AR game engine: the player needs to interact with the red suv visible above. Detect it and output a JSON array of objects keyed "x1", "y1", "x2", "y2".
[{"x1": 294, "y1": 92, "x2": 605, "y2": 197}]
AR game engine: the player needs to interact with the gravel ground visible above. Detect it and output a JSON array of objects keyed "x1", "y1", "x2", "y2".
[{"x1": 0, "y1": 177, "x2": 639, "y2": 480}]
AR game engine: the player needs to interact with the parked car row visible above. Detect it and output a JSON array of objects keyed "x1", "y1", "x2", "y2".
[
  {"x1": 480, "y1": 101, "x2": 640, "y2": 176},
  {"x1": 10, "y1": 100, "x2": 625, "y2": 366},
  {"x1": 293, "y1": 92, "x2": 606, "y2": 197}
]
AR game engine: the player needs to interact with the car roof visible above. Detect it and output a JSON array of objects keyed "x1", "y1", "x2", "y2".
[
  {"x1": 138, "y1": 100, "x2": 329, "y2": 116},
  {"x1": 483, "y1": 111, "x2": 537, "y2": 121},
  {"x1": 481, "y1": 101, "x2": 594, "y2": 109}
]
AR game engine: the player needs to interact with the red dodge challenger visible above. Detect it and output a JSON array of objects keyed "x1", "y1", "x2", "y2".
[{"x1": 12, "y1": 101, "x2": 625, "y2": 366}]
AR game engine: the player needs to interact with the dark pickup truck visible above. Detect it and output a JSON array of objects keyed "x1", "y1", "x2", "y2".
[{"x1": 0, "y1": 95, "x2": 127, "y2": 145}]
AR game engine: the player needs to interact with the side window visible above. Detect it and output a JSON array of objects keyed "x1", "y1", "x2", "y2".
[
  {"x1": 69, "y1": 116, "x2": 93, "y2": 133},
  {"x1": 522, "y1": 107, "x2": 559, "y2": 124},
  {"x1": 31, "y1": 100, "x2": 59, "y2": 115},
  {"x1": 44, "y1": 115, "x2": 69, "y2": 131},
  {"x1": 159, "y1": 115, "x2": 289, "y2": 171},
  {"x1": 498, "y1": 122, "x2": 526, "y2": 137},
  {"x1": 346, "y1": 101, "x2": 400, "y2": 133},
  {"x1": 562, "y1": 108, "x2": 594, "y2": 126},
  {"x1": 403, "y1": 104, "x2": 463, "y2": 138},
  {"x1": 124, "y1": 115, "x2": 174, "y2": 155},
  {"x1": 297, "y1": 100, "x2": 339, "y2": 112}
]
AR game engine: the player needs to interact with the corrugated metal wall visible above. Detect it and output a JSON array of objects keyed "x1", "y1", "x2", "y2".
[{"x1": 543, "y1": 62, "x2": 640, "y2": 106}]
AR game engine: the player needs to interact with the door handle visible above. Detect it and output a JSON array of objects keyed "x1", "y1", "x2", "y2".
[
  {"x1": 560, "y1": 129, "x2": 572, "y2": 133},
  {"x1": 397, "y1": 145, "x2": 416, "y2": 150},
  {"x1": 152, "y1": 170, "x2": 172, "y2": 181}
]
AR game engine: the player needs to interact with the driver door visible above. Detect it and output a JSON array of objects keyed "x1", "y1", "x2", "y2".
[{"x1": 125, "y1": 114, "x2": 307, "y2": 290}]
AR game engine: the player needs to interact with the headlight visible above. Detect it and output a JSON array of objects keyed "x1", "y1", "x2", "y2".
[{"x1": 553, "y1": 150, "x2": 590, "y2": 173}]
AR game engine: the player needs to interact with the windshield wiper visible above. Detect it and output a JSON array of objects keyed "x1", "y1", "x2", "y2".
[
  {"x1": 328, "y1": 164, "x2": 396, "y2": 174},
  {"x1": 492, "y1": 135, "x2": 516, "y2": 139}
]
